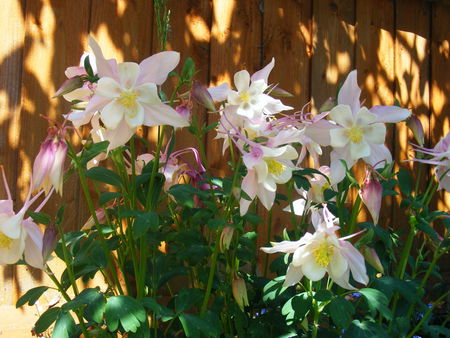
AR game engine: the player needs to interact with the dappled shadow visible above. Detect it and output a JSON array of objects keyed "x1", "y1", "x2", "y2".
[{"x1": 0, "y1": 0, "x2": 449, "y2": 313}]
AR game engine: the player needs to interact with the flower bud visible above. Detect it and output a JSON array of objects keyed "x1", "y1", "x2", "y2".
[
  {"x1": 52, "y1": 76, "x2": 84, "y2": 98},
  {"x1": 175, "y1": 104, "x2": 191, "y2": 120},
  {"x1": 220, "y1": 226, "x2": 234, "y2": 252},
  {"x1": 319, "y1": 97, "x2": 337, "y2": 112},
  {"x1": 232, "y1": 277, "x2": 249, "y2": 311},
  {"x1": 362, "y1": 246, "x2": 384, "y2": 274},
  {"x1": 267, "y1": 86, "x2": 294, "y2": 98},
  {"x1": 407, "y1": 115, "x2": 425, "y2": 146},
  {"x1": 42, "y1": 226, "x2": 58, "y2": 263},
  {"x1": 359, "y1": 177, "x2": 382, "y2": 224},
  {"x1": 81, "y1": 208, "x2": 106, "y2": 231},
  {"x1": 191, "y1": 81, "x2": 216, "y2": 112}
]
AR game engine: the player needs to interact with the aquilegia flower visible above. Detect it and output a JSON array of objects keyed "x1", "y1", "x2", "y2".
[
  {"x1": 261, "y1": 207, "x2": 368, "y2": 289},
  {"x1": 412, "y1": 132, "x2": 450, "y2": 192},
  {"x1": 328, "y1": 70, "x2": 411, "y2": 184}
]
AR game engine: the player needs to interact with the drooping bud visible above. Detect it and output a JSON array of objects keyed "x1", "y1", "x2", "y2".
[
  {"x1": 362, "y1": 246, "x2": 384, "y2": 274},
  {"x1": 81, "y1": 208, "x2": 106, "y2": 231},
  {"x1": 406, "y1": 115, "x2": 425, "y2": 146},
  {"x1": 359, "y1": 176, "x2": 382, "y2": 225},
  {"x1": 267, "y1": 85, "x2": 294, "y2": 98},
  {"x1": 191, "y1": 81, "x2": 216, "y2": 112},
  {"x1": 220, "y1": 226, "x2": 234, "y2": 252},
  {"x1": 232, "y1": 277, "x2": 249, "y2": 311},
  {"x1": 52, "y1": 76, "x2": 84, "y2": 98},
  {"x1": 42, "y1": 226, "x2": 58, "y2": 263},
  {"x1": 319, "y1": 97, "x2": 337, "y2": 112}
]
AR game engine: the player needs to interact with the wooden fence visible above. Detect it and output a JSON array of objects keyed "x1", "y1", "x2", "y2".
[{"x1": 0, "y1": 0, "x2": 449, "y2": 335}]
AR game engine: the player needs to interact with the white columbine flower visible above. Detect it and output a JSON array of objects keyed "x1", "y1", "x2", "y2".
[{"x1": 261, "y1": 207, "x2": 369, "y2": 290}]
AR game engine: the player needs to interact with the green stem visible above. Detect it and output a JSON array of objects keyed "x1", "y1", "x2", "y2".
[
  {"x1": 347, "y1": 193, "x2": 361, "y2": 235},
  {"x1": 200, "y1": 231, "x2": 221, "y2": 316}
]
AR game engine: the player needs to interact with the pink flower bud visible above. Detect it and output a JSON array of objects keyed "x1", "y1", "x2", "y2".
[
  {"x1": 220, "y1": 226, "x2": 234, "y2": 252},
  {"x1": 267, "y1": 86, "x2": 294, "y2": 98},
  {"x1": 407, "y1": 115, "x2": 425, "y2": 146},
  {"x1": 42, "y1": 226, "x2": 58, "y2": 263},
  {"x1": 81, "y1": 208, "x2": 106, "y2": 231},
  {"x1": 359, "y1": 177, "x2": 382, "y2": 224},
  {"x1": 319, "y1": 97, "x2": 337, "y2": 112},
  {"x1": 362, "y1": 246, "x2": 384, "y2": 274},
  {"x1": 232, "y1": 277, "x2": 249, "y2": 311},
  {"x1": 191, "y1": 81, "x2": 216, "y2": 112},
  {"x1": 52, "y1": 76, "x2": 84, "y2": 98}
]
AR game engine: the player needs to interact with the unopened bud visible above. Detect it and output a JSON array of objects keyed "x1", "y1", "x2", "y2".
[
  {"x1": 42, "y1": 226, "x2": 58, "y2": 263},
  {"x1": 220, "y1": 226, "x2": 234, "y2": 252},
  {"x1": 81, "y1": 208, "x2": 105, "y2": 231},
  {"x1": 191, "y1": 81, "x2": 216, "y2": 112},
  {"x1": 406, "y1": 115, "x2": 425, "y2": 146},
  {"x1": 362, "y1": 246, "x2": 384, "y2": 274},
  {"x1": 53, "y1": 76, "x2": 84, "y2": 98},
  {"x1": 232, "y1": 277, "x2": 249, "y2": 311},
  {"x1": 359, "y1": 177, "x2": 382, "y2": 224},
  {"x1": 319, "y1": 97, "x2": 337, "y2": 112},
  {"x1": 267, "y1": 86, "x2": 294, "y2": 98}
]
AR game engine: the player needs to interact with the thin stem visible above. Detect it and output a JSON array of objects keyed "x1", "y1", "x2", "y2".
[
  {"x1": 200, "y1": 231, "x2": 221, "y2": 316},
  {"x1": 347, "y1": 193, "x2": 361, "y2": 235}
]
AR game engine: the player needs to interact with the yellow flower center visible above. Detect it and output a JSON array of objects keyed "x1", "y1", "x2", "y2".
[
  {"x1": 266, "y1": 159, "x2": 285, "y2": 176},
  {"x1": 0, "y1": 232, "x2": 13, "y2": 249},
  {"x1": 345, "y1": 125, "x2": 363, "y2": 143},
  {"x1": 239, "y1": 91, "x2": 251, "y2": 103},
  {"x1": 118, "y1": 90, "x2": 139, "y2": 109},
  {"x1": 312, "y1": 242, "x2": 334, "y2": 267}
]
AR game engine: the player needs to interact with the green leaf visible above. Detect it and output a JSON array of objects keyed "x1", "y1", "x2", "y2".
[
  {"x1": 262, "y1": 278, "x2": 289, "y2": 303},
  {"x1": 84, "y1": 55, "x2": 95, "y2": 78},
  {"x1": 52, "y1": 311, "x2": 76, "y2": 338},
  {"x1": 16, "y1": 286, "x2": 49, "y2": 308},
  {"x1": 206, "y1": 218, "x2": 226, "y2": 230},
  {"x1": 372, "y1": 276, "x2": 419, "y2": 302},
  {"x1": 179, "y1": 313, "x2": 217, "y2": 338},
  {"x1": 359, "y1": 288, "x2": 392, "y2": 320},
  {"x1": 133, "y1": 212, "x2": 159, "y2": 239},
  {"x1": 28, "y1": 212, "x2": 51, "y2": 225},
  {"x1": 281, "y1": 292, "x2": 312, "y2": 323},
  {"x1": 62, "y1": 288, "x2": 102, "y2": 311},
  {"x1": 105, "y1": 295, "x2": 146, "y2": 333},
  {"x1": 34, "y1": 307, "x2": 61, "y2": 334},
  {"x1": 343, "y1": 320, "x2": 388, "y2": 338},
  {"x1": 398, "y1": 168, "x2": 413, "y2": 196},
  {"x1": 85, "y1": 167, "x2": 122, "y2": 187},
  {"x1": 243, "y1": 213, "x2": 263, "y2": 225},
  {"x1": 326, "y1": 296, "x2": 354, "y2": 329},
  {"x1": 141, "y1": 298, "x2": 175, "y2": 322},
  {"x1": 175, "y1": 288, "x2": 204, "y2": 313},
  {"x1": 416, "y1": 217, "x2": 438, "y2": 242},
  {"x1": 168, "y1": 184, "x2": 203, "y2": 208},
  {"x1": 99, "y1": 192, "x2": 123, "y2": 205},
  {"x1": 181, "y1": 57, "x2": 196, "y2": 81},
  {"x1": 78, "y1": 141, "x2": 109, "y2": 167},
  {"x1": 314, "y1": 290, "x2": 333, "y2": 302}
]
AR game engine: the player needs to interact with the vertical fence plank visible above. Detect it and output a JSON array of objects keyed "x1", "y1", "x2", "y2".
[
  {"x1": 430, "y1": 2, "x2": 450, "y2": 212},
  {"x1": 311, "y1": 0, "x2": 355, "y2": 114}
]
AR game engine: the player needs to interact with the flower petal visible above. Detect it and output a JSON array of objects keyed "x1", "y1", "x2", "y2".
[
  {"x1": 23, "y1": 219, "x2": 44, "y2": 269},
  {"x1": 370, "y1": 105, "x2": 411, "y2": 123},
  {"x1": 88, "y1": 36, "x2": 119, "y2": 79},
  {"x1": 301, "y1": 255, "x2": 327, "y2": 281},
  {"x1": 96, "y1": 77, "x2": 122, "y2": 99},
  {"x1": 363, "y1": 144, "x2": 392, "y2": 167},
  {"x1": 100, "y1": 100, "x2": 125, "y2": 130},
  {"x1": 135, "y1": 83, "x2": 160, "y2": 104},
  {"x1": 363, "y1": 123, "x2": 386, "y2": 144},
  {"x1": 330, "y1": 128, "x2": 349, "y2": 148},
  {"x1": 251, "y1": 58, "x2": 274, "y2": 83},
  {"x1": 283, "y1": 264, "x2": 303, "y2": 287},
  {"x1": 137, "y1": 51, "x2": 180, "y2": 85},
  {"x1": 355, "y1": 107, "x2": 377, "y2": 125},
  {"x1": 141, "y1": 103, "x2": 189, "y2": 128},
  {"x1": 329, "y1": 250, "x2": 348, "y2": 279},
  {"x1": 257, "y1": 184, "x2": 276, "y2": 210},
  {"x1": 337, "y1": 70, "x2": 361, "y2": 113},
  {"x1": 234, "y1": 70, "x2": 250, "y2": 92},
  {"x1": 340, "y1": 241, "x2": 369, "y2": 285},
  {"x1": 207, "y1": 83, "x2": 230, "y2": 101},
  {"x1": 124, "y1": 103, "x2": 145, "y2": 128},
  {"x1": 117, "y1": 62, "x2": 140, "y2": 89},
  {"x1": 329, "y1": 104, "x2": 354, "y2": 128}
]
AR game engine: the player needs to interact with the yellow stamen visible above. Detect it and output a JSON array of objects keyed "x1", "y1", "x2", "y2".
[
  {"x1": 239, "y1": 91, "x2": 251, "y2": 102},
  {"x1": 266, "y1": 159, "x2": 285, "y2": 176},
  {"x1": 312, "y1": 242, "x2": 334, "y2": 267},
  {"x1": 118, "y1": 90, "x2": 139, "y2": 109},
  {"x1": 345, "y1": 125, "x2": 363, "y2": 143},
  {"x1": 0, "y1": 232, "x2": 13, "y2": 249}
]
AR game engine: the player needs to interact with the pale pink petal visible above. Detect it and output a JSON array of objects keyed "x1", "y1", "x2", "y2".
[
  {"x1": 330, "y1": 128, "x2": 349, "y2": 148},
  {"x1": 329, "y1": 104, "x2": 354, "y2": 128},
  {"x1": 251, "y1": 58, "x2": 274, "y2": 83},
  {"x1": 124, "y1": 104, "x2": 145, "y2": 128},
  {"x1": 256, "y1": 184, "x2": 276, "y2": 210},
  {"x1": 137, "y1": 51, "x2": 180, "y2": 85},
  {"x1": 49, "y1": 142, "x2": 67, "y2": 195},
  {"x1": 283, "y1": 199, "x2": 307, "y2": 216},
  {"x1": 23, "y1": 220, "x2": 44, "y2": 269},
  {"x1": 0, "y1": 200, "x2": 14, "y2": 215},
  {"x1": 255, "y1": 161, "x2": 269, "y2": 184},
  {"x1": 337, "y1": 70, "x2": 361, "y2": 113},
  {"x1": 283, "y1": 264, "x2": 303, "y2": 287},
  {"x1": 207, "y1": 83, "x2": 230, "y2": 101},
  {"x1": 355, "y1": 107, "x2": 377, "y2": 125},
  {"x1": 32, "y1": 140, "x2": 55, "y2": 191},
  {"x1": 329, "y1": 251, "x2": 348, "y2": 279},
  {"x1": 339, "y1": 241, "x2": 369, "y2": 285},
  {"x1": 135, "y1": 83, "x2": 160, "y2": 104},
  {"x1": 331, "y1": 269, "x2": 356, "y2": 290},
  {"x1": 96, "y1": 77, "x2": 122, "y2": 98},
  {"x1": 117, "y1": 62, "x2": 140, "y2": 89},
  {"x1": 83, "y1": 95, "x2": 111, "y2": 115},
  {"x1": 103, "y1": 122, "x2": 136, "y2": 151},
  {"x1": 363, "y1": 144, "x2": 392, "y2": 167},
  {"x1": 370, "y1": 105, "x2": 411, "y2": 123},
  {"x1": 0, "y1": 212, "x2": 24, "y2": 239},
  {"x1": 0, "y1": 233, "x2": 25, "y2": 265},
  {"x1": 88, "y1": 36, "x2": 118, "y2": 79},
  {"x1": 304, "y1": 120, "x2": 335, "y2": 146},
  {"x1": 234, "y1": 70, "x2": 250, "y2": 92},
  {"x1": 261, "y1": 239, "x2": 303, "y2": 254},
  {"x1": 100, "y1": 100, "x2": 125, "y2": 130},
  {"x1": 240, "y1": 170, "x2": 257, "y2": 215},
  {"x1": 141, "y1": 103, "x2": 189, "y2": 128},
  {"x1": 330, "y1": 148, "x2": 355, "y2": 184}
]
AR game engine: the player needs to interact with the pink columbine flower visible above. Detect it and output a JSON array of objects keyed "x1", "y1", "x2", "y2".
[
  {"x1": 83, "y1": 37, "x2": 189, "y2": 136},
  {"x1": 328, "y1": 70, "x2": 411, "y2": 184},
  {"x1": 32, "y1": 126, "x2": 68, "y2": 196},
  {"x1": 359, "y1": 173, "x2": 382, "y2": 225},
  {"x1": 0, "y1": 169, "x2": 53, "y2": 270},
  {"x1": 412, "y1": 132, "x2": 450, "y2": 192},
  {"x1": 261, "y1": 207, "x2": 368, "y2": 289}
]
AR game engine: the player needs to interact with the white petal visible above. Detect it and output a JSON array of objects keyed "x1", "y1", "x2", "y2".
[
  {"x1": 241, "y1": 170, "x2": 257, "y2": 201},
  {"x1": 329, "y1": 250, "x2": 348, "y2": 279},
  {"x1": 256, "y1": 184, "x2": 276, "y2": 210},
  {"x1": 135, "y1": 83, "x2": 160, "y2": 104},
  {"x1": 142, "y1": 103, "x2": 189, "y2": 128},
  {"x1": 23, "y1": 220, "x2": 44, "y2": 269},
  {"x1": 363, "y1": 123, "x2": 386, "y2": 144},
  {"x1": 301, "y1": 255, "x2": 327, "y2": 281},
  {"x1": 0, "y1": 212, "x2": 24, "y2": 239},
  {"x1": 262, "y1": 177, "x2": 277, "y2": 192},
  {"x1": 350, "y1": 140, "x2": 370, "y2": 160},
  {"x1": 292, "y1": 245, "x2": 309, "y2": 266},
  {"x1": 125, "y1": 103, "x2": 145, "y2": 128},
  {"x1": 283, "y1": 264, "x2": 303, "y2": 287},
  {"x1": 337, "y1": 70, "x2": 361, "y2": 113},
  {"x1": 261, "y1": 239, "x2": 302, "y2": 254},
  {"x1": 370, "y1": 105, "x2": 411, "y2": 123},
  {"x1": 117, "y1": 62, "x2": 140, "y2": 89},
  {"x1": 100, "y1": 100, "x2": 125, "y2": 130},
  {"x1": 330, "y1": 128, "x2": 349, "y2": 148},
  {"x1": 283, "y1": 199, "x2": 306, "y2": 216},
  {"x1": 364, "y1": 144, "x2": 392, "y2": 167},
  {"x1": 273, "y1": 166, "x2": 292, "y2": 184},
  {"x1": 355, "y1": 107, "x2": 377, "y2": 125},
  {"x1": 88, "y1": 36, "x2": 118, "y2": 79},
  {"x1": 103, "y1": 122, "x2": 136, "y2": 151},
  {"x1": 207, "y1": 83, "x2": 230, "y2": 101},
  {"x1": 137, "y1": 51, "x2": 180, "y2": 85},
  {"x1": 234, "y1": 70, "x2": 250, "y2": 92},
  {"x1": 251, "y1": 58, "x2": 274, "y2": 83},
  {"x1": 329, "y1": 104, "x2": 354, "y2": 128},
  {"x1": 255, "y1": 161, "x2": 269, "y2": 184},
  {"x1": 83, "y1": 95, "x2": 111, "y2": 116},
  {"x1": 330, "y1": 269, "x2": 356, "y2": 290},
  {"x1": 0, "y1": 234, "x2": 25, "y2": 264},
  {"x1": 248, "y1": 80, "x2": 266, "y2": 96},
  {"x1": 340, "y1": 241, "x2": 369, "y2": 285},
  {"x1": 96, "y1": 77, "x2": 122, "y2": 98}
]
